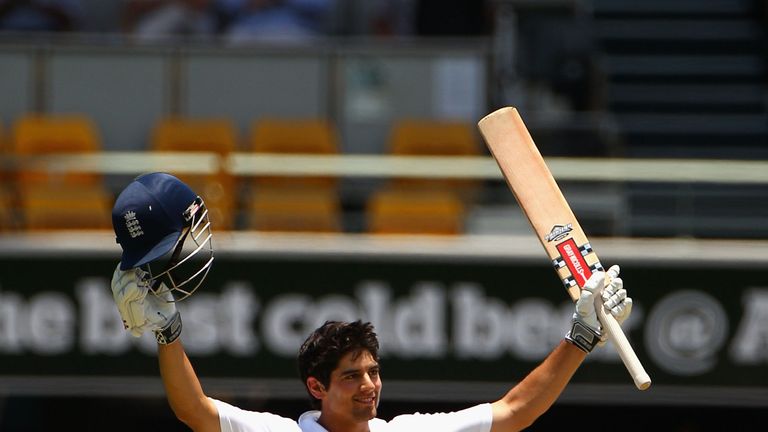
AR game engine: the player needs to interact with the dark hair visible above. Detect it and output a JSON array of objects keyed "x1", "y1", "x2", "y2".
[{"x1": 297, "y1": 320, "x2": 380, "y2": 409}]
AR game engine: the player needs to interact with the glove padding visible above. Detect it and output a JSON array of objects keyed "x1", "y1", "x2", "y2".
[
  {"x1": 110, "y1": 263, "x2": 182, "y2": 344},
  {"x1": 566, "y1": 265, "x2": 633, "y2": 353}
]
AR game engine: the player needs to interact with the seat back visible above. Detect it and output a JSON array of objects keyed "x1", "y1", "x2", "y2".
[
  {"x1": 367, "y1": 187, "x2": 464, "y2": 235},
  {"x1": 245, "y1": 185, "x2": 341, "y2": 233},
  {"x1": 390, "y1": 120, "x2": 480, "y2": 156},
  {"x1": 249, "y1": 118, "x2": 339, "y2": 187},
  {"x1": 244, "y1": 118, "x2": 342, "y2": 232},
  {"x1": 366, "y1": 119, "x2": 480, "y2": 235},
  {"x1": 0, "y1": 123, "x2": 16, "y2": 230},
  {"x1": 11, "y1": 113, "x2": 102, "y2": 185},
  {"x1": 150, "y1": 116, "x2": 240, "y2": 230},
  {"x1": 11, "y1": 114, "x2": 112, "y2": 230},
  {"x1": 20, "y1": 183, "x2": 113, "y2": 231},
  {"x1": 388, "y1": 119, "x2": 481, "y2": 197},
  {"x1": 152, "y1": 117, "x2": 238, "y2": 155}
]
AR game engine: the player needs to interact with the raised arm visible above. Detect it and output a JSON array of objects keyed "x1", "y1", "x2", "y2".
[
  {"x1": 490, "y1": 340, "x2": 584, "y2": 431},
  {"x1": 490, "y1": 266, "x2": 632, "y2": 432},
  {"x1": 111, "y1": 264, "x2": 220, "y2": 432},
  {"x1": 159, "y1": 341, "x2": 220, "y2": 432}
]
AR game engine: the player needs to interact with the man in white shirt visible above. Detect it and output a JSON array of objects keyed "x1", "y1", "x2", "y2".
[{"x1": 109, "y1": 173, "x2": 632, "y2": 432}]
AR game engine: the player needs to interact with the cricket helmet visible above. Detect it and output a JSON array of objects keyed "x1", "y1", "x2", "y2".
[{"x1": 112, "y1": 172, "x2": 214, "y2": 301}]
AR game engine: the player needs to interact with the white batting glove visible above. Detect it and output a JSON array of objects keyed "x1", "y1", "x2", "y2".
[
  {"x1": 601, "y1": 265, "x2": 632, "y2": 328},
  {"x1": 111, "y1": 264, "x2": 151, "y2": 337},
  {"x1": 566, "y1": 265, "x2": 632, "y2": 353},
  {"x1": 144, "y1": 279, "x2": 183, "y2": 345},
  {"x1": 110, "y1": 263, "x2": 182, "y2": 344}
]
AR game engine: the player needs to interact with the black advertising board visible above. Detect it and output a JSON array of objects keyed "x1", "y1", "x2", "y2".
[{"x1": 0, "y1": 234, "x2": 766, "y2": 406}]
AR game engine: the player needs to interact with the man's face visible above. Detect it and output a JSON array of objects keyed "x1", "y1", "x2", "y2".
[{"x1": 320, "y1": 349, "x2": 382, "y2": 424}]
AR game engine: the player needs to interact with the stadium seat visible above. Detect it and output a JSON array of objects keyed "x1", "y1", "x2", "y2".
[
  {"x1": 367, "y1": 187, "x2": 465, "y2": 235},
  {"x1": 0, "y1": 123, "x2": 17, "y2": 231},
  {"x1": 248, "y1": 117, "x2": 339, "y2": 187},
  {"x1": 152, "y1": 116, "x2": 238, "y2": 155},
  {"x1": 0, "y1": 186, "x2": 15, "y2": 232},
  {"x1": 244, "y1": 118, "x2": 342, "y2": 232},
  {"x1": 11, "y1": 113, "x2": 102, "y2": 185},
  {"x1": 366, "y1": 119, "x2": 480, "y2": 235},
  {"x1": 19, "y1": 183, "x2": 113, "y2": 231},
  {"x1": 389, "y1": 119, "x2": 480, "y2": 156},
  {"x1": 150, "y1": 116, "x2": 239, "y2": 230},
  {"x1": 388, "y1": 119, "x2": 482, "y2": 196},
  {"x1": 250, "y1": 118, "x2": 338, "y2": 155},
  {"x1": 10, "y1": 113, "x2": 113, "y2": 231},
  {"x1": 245, "y1": 185, "x2": 341, "y2": 233}
]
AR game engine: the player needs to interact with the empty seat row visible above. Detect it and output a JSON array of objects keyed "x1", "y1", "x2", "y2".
[{"x1": 0, "y1": 114, "x2": 483, "y2": 235}]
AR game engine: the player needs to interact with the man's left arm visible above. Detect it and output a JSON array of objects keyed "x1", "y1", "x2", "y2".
[{"x1": 490, "y1": 266, "x2": 632, "y2": 432}]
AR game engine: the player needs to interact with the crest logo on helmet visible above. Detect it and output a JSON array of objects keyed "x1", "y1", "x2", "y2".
[{"x1": 124, "y1": 211, "x2": 144, "y2": 238}]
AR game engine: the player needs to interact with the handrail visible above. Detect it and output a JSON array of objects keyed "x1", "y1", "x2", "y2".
[{"x1": 2, "y1": 152, "x2": 767, "y2": 184}]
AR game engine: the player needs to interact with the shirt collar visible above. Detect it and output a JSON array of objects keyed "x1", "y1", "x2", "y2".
[
  {"x1": 298, "y1": 411, "x2": 327, "y2": 432},
  {"x1": 298, "y1": 411, "x2": 386, "y2": 432}
]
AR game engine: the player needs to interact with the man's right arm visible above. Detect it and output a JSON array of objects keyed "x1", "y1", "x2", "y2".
[
  {"x1": 159, "y1": 341, "x2": 221, "y2": 432},
  {"x1": 110, "y1": 264, "x2": 221, "y2": 432}
]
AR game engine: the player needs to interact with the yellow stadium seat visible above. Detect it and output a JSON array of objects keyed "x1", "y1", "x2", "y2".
[
  {"x1": 390, "y1": 119, "x2": 480, "y2": 156},
  {"x1": 12, "y1": 113, "x2": 102, "y2": 185},
  {"x1": 367, "y1": 187, "x2": 465, "y2": 235},
  {"x1": 0, "y1": 122, "x2": 19, "y2": 231},
  {"x1": 19, "y1": 183, "x2": 112, "y2": 231},
  {"x1": 250, "y1": 118, "x2": 338, "y2": 154},
  {"x1": 152, "y1": 117, "x2": 238, "y2": 155},
  {"x1": 249, "y1": 118, "x2": 339, "y2": 188},
  {"x1": 387, "y1": 119, "x2": 482, "y2": 196},
  {"x1": 245, "y1": 185, "x2": 341, "y2": 233},
  {"x1": 0, "y1": 140, "x2": 18, "y2": 230},
  {"x1": 10, "y1": 113, "x2": 113, "y2": 231},
  {"x1": 150, "y1": 116, "x2": 240, "y2": 230},
  {"x1": 12, "y1": 114, "x2": 100, "y2": 154},
  {"x1": 244, "y1": 118, "x2": 342, "y2": 232},
  {"x1": 0, "y1": 186, "x2": 15, "y2": 232},
  {"x1": 366, "y1": 119, "x2": 480, "y2": 235}
]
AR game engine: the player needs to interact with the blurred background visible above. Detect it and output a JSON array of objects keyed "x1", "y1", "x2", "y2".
[{"x1": 0, "y1": 0, "x2": 767, "y2": 430}]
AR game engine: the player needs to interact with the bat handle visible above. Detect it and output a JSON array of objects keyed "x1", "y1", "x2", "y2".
[{"x1": 595, "y1": 292, "x2": 652, "y2": 390}]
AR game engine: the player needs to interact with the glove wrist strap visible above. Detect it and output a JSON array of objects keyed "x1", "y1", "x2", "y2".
[
  {"x1": 565, "y1": 317, "x2": 601, "y2": 353},
  {"x1": 154, "y1": 312, "x2": 182, "y2": 345}
]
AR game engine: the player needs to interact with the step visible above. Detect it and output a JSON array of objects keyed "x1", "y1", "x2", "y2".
[
  {"x1": 615, "y1": 113, "x2": 768, "y2": 135},
  {"x1": 607, "y1": 83, "x2": 766, "y2": 106},
  {"x1": 593, "y1": 0, "x2": 752, "y2": 16},
  {"x1": 596, "y1": 18, "x2": 761, "y2": 41},
  {"x1": 602, "y1": 54, "x2": 764, "y2": 77}
]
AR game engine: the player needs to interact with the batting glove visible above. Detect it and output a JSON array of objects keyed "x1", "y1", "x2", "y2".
[
  {"x1": 110, "y1": 263, "x2": 182, "y2": 344},
  {"x1": 566, "y1": 265, "x2": 632, "y2": 353},
  {"x1": 111, "y1": 264, "x2": 150, "y2": 337}
]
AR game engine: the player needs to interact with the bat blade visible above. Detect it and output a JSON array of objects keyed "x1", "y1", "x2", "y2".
[{"x1": 478, "y1": 107, "x2": 651, "y2": 390}]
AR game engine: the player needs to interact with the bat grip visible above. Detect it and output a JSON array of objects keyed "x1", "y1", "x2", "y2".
[{"x1": 595, "y1": 284, "x2": 652, "y2": 391}]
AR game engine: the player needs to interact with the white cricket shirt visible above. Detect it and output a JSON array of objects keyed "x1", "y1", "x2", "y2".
[{"x1": 213, "y1": 398, "x2": 493, "y2": 432}]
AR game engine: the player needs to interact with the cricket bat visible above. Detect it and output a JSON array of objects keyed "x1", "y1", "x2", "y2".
[{"x1": 478, "y1": 107, "x2": 651, "y2": 390}]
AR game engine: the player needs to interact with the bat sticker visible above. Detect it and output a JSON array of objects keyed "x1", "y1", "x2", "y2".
[
  {"x1": 555, "y1": 238, "x2": 592, "y2": 288},
  {"x1": 545, "y1": 224, "x2": 573, "y2": 242}
]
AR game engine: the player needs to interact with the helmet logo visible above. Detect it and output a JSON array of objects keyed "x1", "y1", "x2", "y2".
[
  {"x1": 124, "y1": 210, "x2": 145, "y2": 238},
  {"x1": 183, "y1": 197, "x2": 203, "y2": 223}
]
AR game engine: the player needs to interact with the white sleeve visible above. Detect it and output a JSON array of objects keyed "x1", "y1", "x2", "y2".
[
  {"x1": 387, "y1": 403, "x2": 493, "y2": 432},
  {"x1": 211, "y1": 398, "x2": 302, "y2": 432}
]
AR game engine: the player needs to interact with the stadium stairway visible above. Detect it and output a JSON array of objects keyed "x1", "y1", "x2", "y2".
[
  {"x1": 592, "y1": 0, "x2": 768, "y2": 159},
  {"x1": 591, "y1": 0, "x2": 768, "y2": 238}
]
